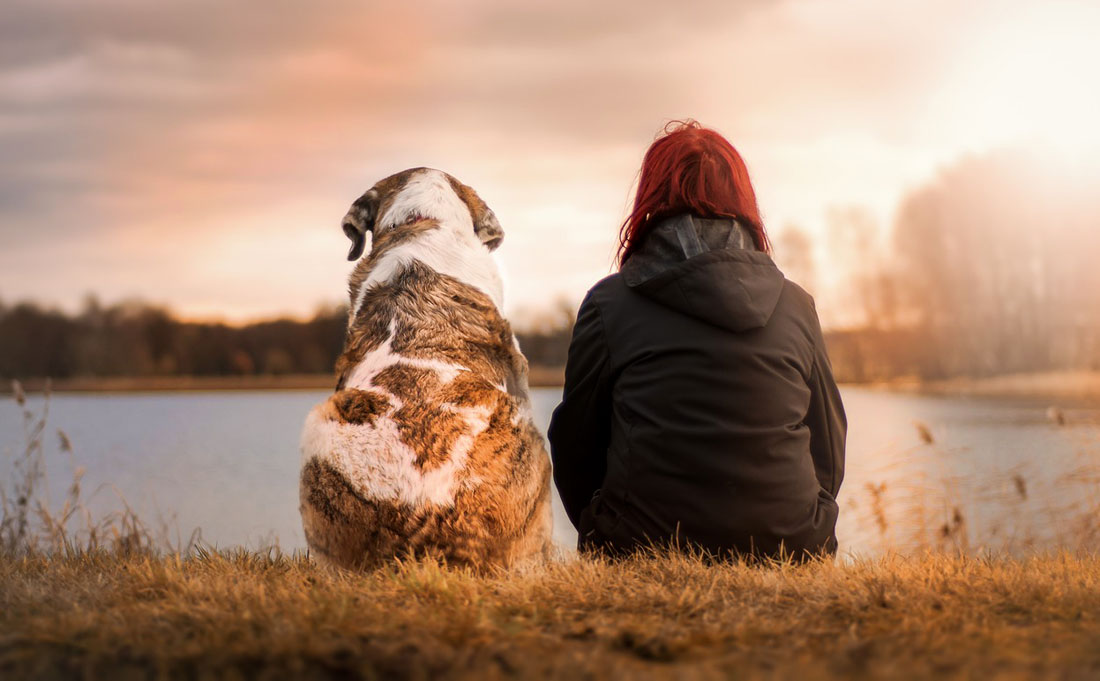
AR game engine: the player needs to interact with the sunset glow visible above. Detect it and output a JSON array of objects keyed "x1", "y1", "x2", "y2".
[
  {"x1": 2, "y1": 0, "x2": 1098, "y2": 327},
  {"x1": 928, "y1": 2, "x2": 1100, "y2": 151}
]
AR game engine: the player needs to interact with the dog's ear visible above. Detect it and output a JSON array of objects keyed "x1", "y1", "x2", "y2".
[
  {"x1": 475, "y1": 208, "x2": 504, "y2": 252},
  {"x1": 444, "y1": 173, "x2": 504, "y2": 252},
  {"x1": 342, "y1": 189, "x2": 379, "y2": 261}
]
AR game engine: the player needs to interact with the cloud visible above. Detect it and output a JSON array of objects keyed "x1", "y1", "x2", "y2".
[{"x1": 1, "y1": 0, "x2": 1092, "y2": 322}]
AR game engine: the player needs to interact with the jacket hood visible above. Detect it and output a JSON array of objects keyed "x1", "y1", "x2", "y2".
[{"x1": 620, "y1": 214, "x2": 785, "y2": 332}]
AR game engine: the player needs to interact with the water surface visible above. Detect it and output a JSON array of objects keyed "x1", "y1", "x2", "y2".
[{"x1": 3, "y1": 387, "x2": 1097, "y2": 556}]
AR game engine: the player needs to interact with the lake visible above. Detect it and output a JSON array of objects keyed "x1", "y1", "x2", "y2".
[{"x1": 3, "y1": 387, "x2": 1098, "y2": 557}]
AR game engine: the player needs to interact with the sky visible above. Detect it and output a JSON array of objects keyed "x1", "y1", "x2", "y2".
[{"x1": 2, "y1": 0, "x2": 1099, "y2": 327}]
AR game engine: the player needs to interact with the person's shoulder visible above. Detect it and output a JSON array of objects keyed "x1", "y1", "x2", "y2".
[
  {"x1": 776, "y1": 278, "x2": 826, "y2": 344},
  {"x1": 779, "y1": 277, "x2": 817, "y2": 312},
  {"x1": 584, "y1": 272, "x2": 627, "y2": 306}
]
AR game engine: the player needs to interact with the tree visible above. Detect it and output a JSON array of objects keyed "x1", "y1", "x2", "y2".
[
  {"x1": 773, "y1": 224, "x2": 817, "y2": 296},
  {"x1": 892, "y1": 148, "x2": 1100, "y2": 377}
]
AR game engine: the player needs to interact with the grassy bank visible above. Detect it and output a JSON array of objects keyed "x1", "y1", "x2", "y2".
[{"x1": 3, "y1": 550, "x2": 1100, "y2": 680}]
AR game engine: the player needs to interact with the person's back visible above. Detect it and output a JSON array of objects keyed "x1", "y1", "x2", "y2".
[{"x1": 548, "y1": 121, "x2": 846, "y2": 560}]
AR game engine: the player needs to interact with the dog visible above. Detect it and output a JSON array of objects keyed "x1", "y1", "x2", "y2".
[{"x1": 299, "y1": 167, "x2": 553, "y2": 570}]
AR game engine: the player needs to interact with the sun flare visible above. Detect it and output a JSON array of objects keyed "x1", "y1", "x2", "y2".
[{"x1": 932, "y1": 2, "x2": 1100, "y2": 153}]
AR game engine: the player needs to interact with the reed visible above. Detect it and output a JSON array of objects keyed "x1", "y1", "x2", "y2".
[
  {"x1": 1, "y1": 380, "x2": 197, "y2": 558},
  {"x1": 840, "y1": 418, "x2": 1100, "y2": 557}
]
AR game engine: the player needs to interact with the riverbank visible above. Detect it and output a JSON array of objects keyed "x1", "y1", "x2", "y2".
[
  {"x1": 5, "y1": 369, "x2": 1100, "y2": 408},
  {"x1": 6, "y1": 369, "x2": 1099, "y2": 400},
  {"x1": 3, "y1": 365, "x2": 566, "y2": 394},
  {"x1": 3, "y1": 550, "x2": 1099, "y2": 680},
  {"x1": 872, "y1": 370, "x2": 1100, "y2": 405}
]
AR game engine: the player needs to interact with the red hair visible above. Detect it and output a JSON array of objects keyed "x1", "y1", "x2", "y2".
[{"x1": 617, "y1": 120, "x2": 769, "y2": 266}]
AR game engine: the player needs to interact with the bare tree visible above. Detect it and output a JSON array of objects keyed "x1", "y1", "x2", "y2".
[
  {"x1": 773, "y1": 224, "x2": 818, "y2": 296},
  {"x1": 826, "y1": 206, "x2": 899, "y2": 330},
  {"x1": 892, "y1": 148, "x2": 1100, "y2": 377}
]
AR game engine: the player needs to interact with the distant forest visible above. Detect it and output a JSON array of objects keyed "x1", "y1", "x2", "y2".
[
  {"x1": 2, "y1": 148, "x2": 1098, "y2": 384},
  {"x1": 0, "y1": 298, "x2": 573, "y2": 382},
  {"x1": 802, "y1": 148, "x2": 1100, "y2": 381}
]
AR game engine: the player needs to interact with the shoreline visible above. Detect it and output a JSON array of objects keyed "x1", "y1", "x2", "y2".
[
  {"x1": 4, "y1": 369, "x2": 1099, "y2": 403},
  {"x1": 3, "y1": 366, "x2": 567, "y2": 394},
  {"x1": 861, "y1": 369, "x2": 1100, "y2": 405}
]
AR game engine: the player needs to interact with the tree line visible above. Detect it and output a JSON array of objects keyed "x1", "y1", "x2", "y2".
[
  {"x1": 3, "y1": 147, "x2": 1097, "y2": 384},
  {"x1": 0, "y1": 297, "x2": 575, "y2": 381},
  {"x1": 777, "y1": 148, "x2": 1100, "y2": 382}
]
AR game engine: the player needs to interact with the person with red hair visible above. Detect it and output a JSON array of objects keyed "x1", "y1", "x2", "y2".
[{"x1": 548, "y1": 121, "x2": 846, "y2": 560}]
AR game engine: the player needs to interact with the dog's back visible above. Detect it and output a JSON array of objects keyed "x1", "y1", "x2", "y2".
[{"x1": 299, "y1": 168, "x2": 552, "y2": 570}]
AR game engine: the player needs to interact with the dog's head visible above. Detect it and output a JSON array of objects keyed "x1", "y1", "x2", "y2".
[{"x1": 341, "y1": 167, "x2": 503, "y2": 261}]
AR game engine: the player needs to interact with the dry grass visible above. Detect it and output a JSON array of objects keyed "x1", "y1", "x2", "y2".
[{"x1": 3, "y1": 549, "x2": 1100, "y2": 680}]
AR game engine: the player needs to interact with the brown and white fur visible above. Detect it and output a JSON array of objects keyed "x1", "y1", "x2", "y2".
[{"x1": 299, "y1": 167, "x2": 553, "y2": 570}]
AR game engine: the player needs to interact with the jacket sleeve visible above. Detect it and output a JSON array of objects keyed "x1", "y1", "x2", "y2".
[
  {"x1": 547, "y1": 292, "x2": 613, "y2": 528},
  {"x1": 805, "y1": 322, "x2": 847, "y2": 499}
]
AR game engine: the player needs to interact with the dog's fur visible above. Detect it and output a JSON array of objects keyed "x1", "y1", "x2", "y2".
[{"x1": 299, "y1": 168, "x2": 553, "y2": 570}]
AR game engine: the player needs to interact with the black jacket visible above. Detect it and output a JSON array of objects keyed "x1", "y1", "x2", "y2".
[{"x1": 548, "y1": 214, "x2": 846, "y2": 559}]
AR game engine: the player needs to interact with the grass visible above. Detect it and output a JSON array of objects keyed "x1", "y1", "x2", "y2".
[{"x1": 4, "y1": 549, "x2": 1100, "y2": 680}]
